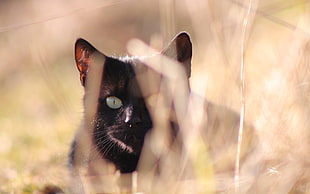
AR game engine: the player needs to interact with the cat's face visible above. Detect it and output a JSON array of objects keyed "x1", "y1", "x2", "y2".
[
  {"x1": 74, "y1": 32, "x2": 192, "y2": 172},
  {"x1": 94, "y1": 57, "x2": 152, "y2": 157}
]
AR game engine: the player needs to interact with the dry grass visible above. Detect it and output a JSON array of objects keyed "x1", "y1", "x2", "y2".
[{"x1": 0, "y1": 0, "x2": 310, "y2": 193}]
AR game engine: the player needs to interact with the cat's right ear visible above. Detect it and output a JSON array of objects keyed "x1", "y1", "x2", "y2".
[
  {"x1": 162, "y1": 32, "x2": 192, "y2": 78},
  {"x1": 75, "y1": 38, "x2": 98, "y2": 86}
]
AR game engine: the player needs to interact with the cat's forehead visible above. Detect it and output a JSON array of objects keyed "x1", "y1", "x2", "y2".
[
  {"x1": 100, "y1": 56, "x2": 161, "y2": 98},
  {"x1": 118, "y1": 55, "x2": 147, "y2": 70},
  {"x1": 98, "y1": 57, "x2": 138, "y2": 96},
  {"x1": 123, "y1": 56, "x2": 162, "y2": 98},
  {"x1": 108, "y1": 55, "x2": 155, "y2": 79}
]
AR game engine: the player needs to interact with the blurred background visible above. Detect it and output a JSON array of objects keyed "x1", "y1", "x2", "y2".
[{"x1": 0, "y1": 0, "x2": 309, "y2": 192}]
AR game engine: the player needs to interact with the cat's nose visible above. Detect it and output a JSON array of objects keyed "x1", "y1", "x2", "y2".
[
  {"x1": 124, "y1": 107, "x2": 142, "y2": 125},
  {"x1": 127, "y1": 115, "x2": 142, "y2": 124}
]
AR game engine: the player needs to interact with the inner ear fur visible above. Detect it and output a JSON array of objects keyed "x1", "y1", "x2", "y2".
[
  {"x1": 75, "y1": 38, "x2": 98, "y2": 86},
  {"x1": 162, "y1": 32, "x2": 192, "y2": 78}
]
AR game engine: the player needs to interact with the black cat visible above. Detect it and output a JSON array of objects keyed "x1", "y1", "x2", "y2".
[{"x1": 69, "y1": 32, "x2": 193, "y2": 192}]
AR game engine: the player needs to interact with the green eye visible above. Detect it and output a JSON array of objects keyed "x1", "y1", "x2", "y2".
[{"x1": 106, "y1": 96, "x2": 123, "y2": 109}]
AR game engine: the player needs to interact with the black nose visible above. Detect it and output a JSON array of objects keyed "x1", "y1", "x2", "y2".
[
  {"x1": 128, "y1": 115, "x2": 142, "y2": 125},
  {"x1": 124, "y1": 107, "x2": 142, "y2": 126}
]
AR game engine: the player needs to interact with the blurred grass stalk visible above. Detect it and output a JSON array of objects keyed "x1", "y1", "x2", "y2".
[
  {"x1": 128, "y1": 39, "x2": 215, "y2": 193},
  {"x1": 1, "y1": 0, "x2": 310, "y2": 193},
  {"x1": 234, "y1": 0, "x2": 256, "y2": 192},
  {"x1": 151, "y1": 0, "x2": 310, "y2": 193}
]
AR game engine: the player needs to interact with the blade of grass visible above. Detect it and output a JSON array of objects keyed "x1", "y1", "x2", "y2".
[{"x1": 234, "y1": 0, "x2": 256, "y2": 192}]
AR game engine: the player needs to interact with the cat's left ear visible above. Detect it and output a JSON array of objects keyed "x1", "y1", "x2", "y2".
[
  {"x1": 162, "y1": 32, "x2": 192, "y2": 78},
  {"x1": 75, "y1": 38, "x2": 99, "y2": 86}
]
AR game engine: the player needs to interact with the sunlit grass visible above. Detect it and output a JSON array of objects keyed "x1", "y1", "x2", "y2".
[
  {"x1": 0, "y1": 58, "x2": 80, "y2": 192},
  {"x1": 0, "y1": 0, "x2": 310, "y2": 193}
]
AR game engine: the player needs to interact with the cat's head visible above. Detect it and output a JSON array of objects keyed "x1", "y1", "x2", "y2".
[{"x1": 74, "y1": 32, "x2": 192, "y2": 172}]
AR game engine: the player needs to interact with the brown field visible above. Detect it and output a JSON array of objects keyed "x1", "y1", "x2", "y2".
[{"x1": 0, "y1": 0, "x2": 309, "y2": 193}]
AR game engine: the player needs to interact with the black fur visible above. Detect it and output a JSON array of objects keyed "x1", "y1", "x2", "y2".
[
  {"x1": 70, "y1": 32, "x2": 192, "y2": 175},
  {"x1": 92, "y1": 57, "x2": 152, "y2": 172}
]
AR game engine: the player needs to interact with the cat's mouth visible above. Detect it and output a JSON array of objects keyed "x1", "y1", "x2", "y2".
[
  {"x1": 109, "y1": 134, "x2": 134, "y2": 153},
  {"x1": 107, "y1": 130, "x2": 145, "y2": 154}
]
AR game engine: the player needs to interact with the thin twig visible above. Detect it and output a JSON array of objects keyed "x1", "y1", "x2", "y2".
[
  {"x1": 229, "y1": 0, "x2": 310, "y2": 36},
  {"x1": 234, "y1": 0, "x2": 255, "y2": 192}
]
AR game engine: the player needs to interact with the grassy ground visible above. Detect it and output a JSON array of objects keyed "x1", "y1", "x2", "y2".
[{"x1": 0, "y1": 0, "x2": 309, "y2": 193}]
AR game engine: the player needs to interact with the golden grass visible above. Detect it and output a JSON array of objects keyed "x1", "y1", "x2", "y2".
[{"x1": 0, "y1": 0, "x2": 310, "y2": 193}]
